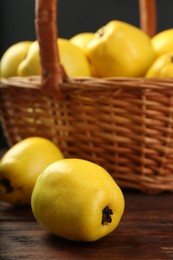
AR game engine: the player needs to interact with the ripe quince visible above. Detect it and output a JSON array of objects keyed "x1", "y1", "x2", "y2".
[
  {"x1": 70, "y1": 32, "x2": 97, "y2": 76},
  {"x1": 70, "y1": 32, "x2": 94, "y2": 55},
  {"x1": 87, "y1": 20, "x2": 155, "y2": 77},
  {"x1": 0, "y1": 137, "x2": 64, "y2": 205},
  {"x1": 31, "y1": 158, "x2": 125, "y2": 242},
  {"x1": 17, "y1": 38, "x2": 92, "y2": 77},
  {"x1": 1, "y1": 41, "x2": 32, "y2": 78},
  {"x1": 145, "y1": 52, "x2": 173, "y2": 78},
  {"x1": 17, "y1": 41, "x2": 41, "y2": 76},
  {"x1": 151, "y1": 29, "x2": 173, "y2": 58},
  {"x1": 58, "y1": 38, "x2": 92, "y2": 77}
]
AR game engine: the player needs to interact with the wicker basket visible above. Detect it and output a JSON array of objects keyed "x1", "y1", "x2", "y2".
[{"x1": 1, "y1": 0, "x2": 173, "y2": 193}]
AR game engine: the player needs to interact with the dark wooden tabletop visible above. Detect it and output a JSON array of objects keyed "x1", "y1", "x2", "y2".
[{"x1": 0, "y1": 190, "x2": 173, "y2": 260}]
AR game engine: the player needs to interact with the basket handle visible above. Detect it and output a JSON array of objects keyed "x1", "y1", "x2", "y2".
[
  {"x1": 35, "y1": 0, "x2": 157, "y2": 93},
  {"x1": 139, "y1": 0, "x2": 157, "y2": 37},
  {"x1": 35, "y1": 0, "x2": 67, "y2": 95}
]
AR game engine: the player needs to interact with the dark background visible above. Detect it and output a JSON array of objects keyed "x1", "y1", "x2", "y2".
[{"x1": 1, "y1": 0, "x2": 173, "y2": 148}]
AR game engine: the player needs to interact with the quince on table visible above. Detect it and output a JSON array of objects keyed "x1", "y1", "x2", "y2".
[
  {"x1": 31, "y1": 158, "x2": 125, "y2": 242},
  {"x1": 0, "y1": 137, "x2": 64, "y2": 205}
]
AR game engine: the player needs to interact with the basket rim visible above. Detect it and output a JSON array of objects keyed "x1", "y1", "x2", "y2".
[{"x1": 1, "y1": 76, "x2": 173, "y2": 92}]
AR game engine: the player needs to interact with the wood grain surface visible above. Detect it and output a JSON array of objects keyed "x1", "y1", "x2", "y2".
[{"x1": 0, "y1": 190, "x2": 173, "y2": 259}]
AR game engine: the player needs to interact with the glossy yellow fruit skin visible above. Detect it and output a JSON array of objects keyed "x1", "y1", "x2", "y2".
[
  {"x1": 70, "y1": 33, "x2": 97, "y2": 77},
  {"x1": 0, "y1": 41, "x2": 32, "y2": 78},
  {"x1": 58, "y1": 38, "x2": 92, "y2": 77},
  {"x1": 17, "y1": 38, "x2": 92, "y2": 77},
  {"x1": 17, "y1": 41, "x2": 41, "y2": 76},
  {"x1": 70, "y1": 32, "x2": 94, "y2": 55},
  {"x1": 87, "y1": 20, "x2": 156, "y2": 77},
  {"x1": 151, "y1": 29, "x2": 173, "y2": 58},
  {"x1": 0, "y1": 137, "x2": 64, "y2": 205},
  {"x1": 31, "y1": 158, "x2": 125, "y2": 242},
  {"x1": 145, "y1": 52, "x2": 173, "y2": 78}
]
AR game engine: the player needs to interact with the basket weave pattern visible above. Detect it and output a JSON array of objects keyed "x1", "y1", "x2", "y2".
[{"x1": 1, "y1": 0, "x2": 173, "y2": 193}]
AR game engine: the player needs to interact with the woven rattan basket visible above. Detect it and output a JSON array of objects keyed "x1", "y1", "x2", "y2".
[{"x1": 1, "y1": 0, "x2": 173, "y2": 193}]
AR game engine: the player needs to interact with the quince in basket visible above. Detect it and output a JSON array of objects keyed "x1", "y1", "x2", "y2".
[
  {"x1": 70, "y1": 32, "x2": 97, "y2": 77},
  {"x1": 31, "y1": 158, "x2": 125, "y2": 242},
  {"x1": 17, "y1": 41, "x2": 41, "y2": 76},
  {"x1": 0, "y1": 137, "x2": 64, "y2": 205},
  {"x1": 70, "y1": 32, "x2": 94, "y2": 55},
  {"x1": 17, "y1": 38, "x2": 92, "y2": 78},
  {"x1": 86, "y1": 20, "x2": 156, "y2": 77},
  {"x1": 145, "y1": 52, "x2": 173, "y2": 78},
  {"x1": 58, "y1": 38, "x2": 91, "y2": 77},
  {"x1": 0, "y1": 41, "x2": 32, "y2": 78},
  {"x1": 151, "y1": 28, "x2": 173, "y2": 58}
]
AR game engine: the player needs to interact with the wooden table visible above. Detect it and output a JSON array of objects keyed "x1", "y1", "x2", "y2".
[{"x1": 0, "y1": 190, "x2": 173, "y2": 260}]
